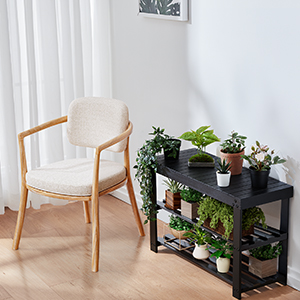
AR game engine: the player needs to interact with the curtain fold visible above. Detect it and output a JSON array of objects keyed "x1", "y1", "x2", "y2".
[{"x1": 0, "y1": 0, "x2": 111, "y2": 213}]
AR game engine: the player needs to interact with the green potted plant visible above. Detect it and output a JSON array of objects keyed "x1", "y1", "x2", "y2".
[
  {"x1": 183, "y1": 224, "x2": 211, "y2": 260},
  {"x1": 179, "y1": 125, "x2": 220, "y2": 167},
  {"x1": 148, "y1": 126, "x2": 181, "y2": 161},
  {"x1": 134, "y1": 126, "x2": 181, "y2": 224},
  {"x1": 197, "y1": 196, "x2": 267, "y2": 240},
  {"x1": 163, "y1": 178, "x2": 184, "y2": 210},
  {"x1": 209, "y1": 238, "x2": 233, "y2": 273},
  {"x1": 249, "y1": 243, "x2": 282, "y2": 278},
  {"x1": 241, "y1": 141, "x2": 286, "y2": 189},
  {"x1": 216, "y1": 158, "x2": 232, "y2": 187},
  {"x1": 220, "y1": 131, "x2": 247, "y2": 175},
  {"x1": 169, "y1": 215, "x2": 193, "y2": 240},
  {"x1": 180, "y1": 187, "x2": 202, "y2": 219}
]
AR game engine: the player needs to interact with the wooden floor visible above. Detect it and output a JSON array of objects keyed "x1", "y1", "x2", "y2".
[{"x1": 0, "y1": 195, "x2": 299, "y2": 300}]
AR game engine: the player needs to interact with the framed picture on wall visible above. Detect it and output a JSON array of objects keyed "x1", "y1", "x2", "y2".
[{"x1": 138, "y1": 0, "x2": 189, "y2": 22}]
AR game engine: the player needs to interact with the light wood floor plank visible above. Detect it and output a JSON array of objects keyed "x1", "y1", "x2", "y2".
[{"x1": 0, "y1": 195, "x2": 299, "y2": 299}]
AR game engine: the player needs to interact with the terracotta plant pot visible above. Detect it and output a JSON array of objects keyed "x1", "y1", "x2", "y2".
[{"x1": 220, "y1": 150, "x2": 244, "y2": 175}]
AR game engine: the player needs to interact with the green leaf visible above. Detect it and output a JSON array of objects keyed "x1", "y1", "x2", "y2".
[
  {"x1": 179, "y1": 131, "x2": 197, "y2": 141},
  {"x1": 196, "y1": 125, "x2": 210, "y2": 135}
]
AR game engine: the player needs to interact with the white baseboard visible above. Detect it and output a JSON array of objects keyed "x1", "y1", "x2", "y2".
[
  {"x1": 288, "y1": 267, "x2": 300, "y2": 291},
  {"x1": 110, "y1": 187, "x2": 170, "y2": 223},
  {"x1": 110, "y1": 187, "x2": 142, "y2": 208}
]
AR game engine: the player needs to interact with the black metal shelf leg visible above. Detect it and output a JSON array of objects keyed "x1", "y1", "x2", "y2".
[
  {"x1": 278, "y1": 198, "x2": 290, "y2": 285},
  {"x1": 233, "y1": 204, "x2": 242, "y2": 299},
  {"x1": 150, "y1": 168, "x2": 158, "y2": 253}
]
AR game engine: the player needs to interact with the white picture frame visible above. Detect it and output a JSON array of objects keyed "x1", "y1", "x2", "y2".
[{"x1": 138, "y1": 0, "x2": 189, "y2": 22}]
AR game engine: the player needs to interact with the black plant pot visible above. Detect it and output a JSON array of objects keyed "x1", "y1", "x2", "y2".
[
  {"x1": 249, "y1": 167, "x2": 270, "y2": 189},
  {"x1": 163, "y1": 139, "x2": 181, "y2": 161}
]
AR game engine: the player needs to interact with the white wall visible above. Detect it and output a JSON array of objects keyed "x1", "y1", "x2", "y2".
[{"x1": 109, "y1": 0, "x2": 300, "y2": 290}]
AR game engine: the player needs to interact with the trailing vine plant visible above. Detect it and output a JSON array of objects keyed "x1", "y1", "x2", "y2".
[{"x1": 134, "y1": 126, "x2": 180, "y2": 224}]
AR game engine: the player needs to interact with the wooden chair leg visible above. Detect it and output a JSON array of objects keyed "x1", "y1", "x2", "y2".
[
  {"x1": 127, "y1": 177, "x2": 145, "y2": 237},
  {"x1": 83, "y1": 201, "x2": 91, "y2": 223},
  {"x1": 12, "y1": 185, "x2": 28, "y2": 250},
  {"x1": 91, "y1": 195, "x2": 100, "y2": 272}
]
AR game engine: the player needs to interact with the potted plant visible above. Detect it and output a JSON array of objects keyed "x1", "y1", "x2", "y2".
[
  {"x1": 134, "y1": 126, "x2": 181, "y2": 224},
  {"x1": 197, "y1": 196, "x2": 267, "y2": 240},
  {"x1": 248, "y1": 243, "x2": 282, "y2": 278},
  {"x1": 148, "y1": 126, "x2": 181, "y2": 161},
  {"x1": 183, "y1": 224, "x2": 211, "y2": 260},
  {"x1": 241, "y1": 141, "x2": 286, "y2": 189},
  {"x1": 209, "y1": 238, "x2": 233, "y2": 273},
  {"x1": 180, "y1": 187, "x2": 202, "y2": 219},
  {"x1": 163, "y1": 178, "x2": 184, "y2": 210},
  {"x1": 179, "y1": 125, "x2": 220, "y2": 167},
  {"x1": 169, "y1": 215, "x2": 193, "y2": 240},
  {"x1": 220, "y1": 131, "x2": 247, "y2": 175},
  {"x1": 216, "y1": 158, "x2": 232, "y2": 187}
]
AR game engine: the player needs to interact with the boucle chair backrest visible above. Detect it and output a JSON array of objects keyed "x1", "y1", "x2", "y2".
[{"x1": 67, "y1": 97, "x2": 129, "y2": 152}]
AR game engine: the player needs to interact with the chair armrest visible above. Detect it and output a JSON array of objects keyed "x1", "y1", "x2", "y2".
[
  {"x1": 18, "y1": 116, "x2": 67, "y2": 140},
  {"x1": 96, "y1": 121, "x2": 133, "y2": 153},
  {"x1": 92, "y1": 121, "x2": 133, "y2": 202},
  {"x1": 18, "y1": 116, "x2": 67, "y2": 183}
]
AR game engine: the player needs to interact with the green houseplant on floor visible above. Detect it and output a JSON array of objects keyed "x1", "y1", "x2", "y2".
[
  {"x1": 134, "y1": 126, "x2": 181, "y2": 224},
  {"x1": 179, "y1": 125, "x2": 220, "y2": 167}
]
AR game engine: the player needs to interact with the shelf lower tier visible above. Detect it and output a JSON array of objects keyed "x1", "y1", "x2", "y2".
[
  {"x1": 158, "y1": 235, "x2": 286, "y2": 294},
  {"x1": 157, "y1": 200, "x2": 287, "y2": 251}
]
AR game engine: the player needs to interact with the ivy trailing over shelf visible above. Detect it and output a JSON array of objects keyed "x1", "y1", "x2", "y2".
[
  {"x1": 197, "y1": 195, "x2": 267, "y2": 239},
  {"x1": 134, "y1": 126, "x2": 181, "y2": 224}
]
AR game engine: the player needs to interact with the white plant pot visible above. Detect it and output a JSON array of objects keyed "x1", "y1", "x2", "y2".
[
  {"x1": 216, "y1": 171, "x2": 231, "y2": 187},
  {"x1": 193, "y1": 243, "x2": 210, "y2": 260},
  {"x1": 216, "y1": 257, "x2": 231, "y2": 273}
]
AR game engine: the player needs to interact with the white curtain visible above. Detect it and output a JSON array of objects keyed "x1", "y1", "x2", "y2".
[{"x1": 0, "y1": 0, "x2": 111, "y2": 214}]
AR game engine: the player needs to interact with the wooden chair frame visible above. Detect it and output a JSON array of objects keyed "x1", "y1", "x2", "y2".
[{"x1": 12, "y1": 115, "x2": 145, "y2": 272}]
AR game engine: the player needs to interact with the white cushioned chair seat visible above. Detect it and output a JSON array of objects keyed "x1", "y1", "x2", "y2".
[{"x1": 26, "y1": 158, "x2": 126, "y2": 196}]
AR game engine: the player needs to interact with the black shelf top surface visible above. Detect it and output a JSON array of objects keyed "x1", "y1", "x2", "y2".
[{"x1": 157, "y1": 148, "x2": 293, "y2": 209}]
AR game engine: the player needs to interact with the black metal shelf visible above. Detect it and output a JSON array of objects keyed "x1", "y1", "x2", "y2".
[
  {"x1": 157, "y1": 200, "x2": 288, "y2": 251},
  {"x1": 158, "y1": 235, "x2": 286, "y2": 294},
  {"x1": 150, "y1": 148, "x2": 293, "y2": 299}
]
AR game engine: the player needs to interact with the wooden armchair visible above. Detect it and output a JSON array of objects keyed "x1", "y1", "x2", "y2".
[{"x1": 12, "y1": 97, "x2": 145, "y2": 272}]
